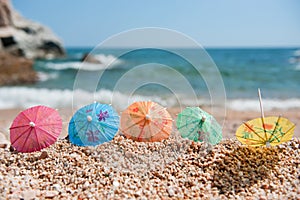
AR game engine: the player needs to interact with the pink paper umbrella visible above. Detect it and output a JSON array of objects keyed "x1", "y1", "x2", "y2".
[{"x1": 10, "y1": 106, "x2": 62, "y2": 153}]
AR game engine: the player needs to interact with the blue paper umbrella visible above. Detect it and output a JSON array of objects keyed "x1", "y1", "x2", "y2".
[{"x1": 68, "y1": 102, "x2": 119, "y2": 146}]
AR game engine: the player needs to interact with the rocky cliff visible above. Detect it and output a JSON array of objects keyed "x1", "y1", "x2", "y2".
[
  {"x1": 0, "y1": 0, "x2": 65, "y2": 59},
  {"x1": 0, "y1": 52, "x2": 37, "y2": 85}
]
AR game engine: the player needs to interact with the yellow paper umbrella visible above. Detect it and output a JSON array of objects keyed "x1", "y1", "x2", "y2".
[
  {"x1": 236, "y1": 89, "x2": 296, "y2": 147},
  {"x1": 236, "y1": 116, "x2": 295, "y2": 146}
]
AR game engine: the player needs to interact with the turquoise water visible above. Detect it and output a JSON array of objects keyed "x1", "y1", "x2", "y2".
[
  {"x1": 1, "y1": 47, "x2": 300, "y2": 109},
  {"x1": 34, "y1": 47, "x2": 300, "y2": 98}
]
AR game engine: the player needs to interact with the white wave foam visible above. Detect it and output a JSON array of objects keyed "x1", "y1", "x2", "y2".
[
  {"x1": 2, "y1": 87, "x2": 298, "y2": 111},
  {"x1": 294, "y1": 64, "x2": 300, "y2": 71},
  {"x1": 228, "y1": 99, "x2": 300, "y2": 111},
  {"x1": 37, "y1": 72, "x2": 59, "y2": 82},
  {"x1": 44, "y1": 54, "x2": 122, "y2": 71},
  {"x1": 0, "y1": 87, "x2": 179, "y2": 110},
  {"x1": 94, "y1": 54, "x2": 122, "y2": 65},
  {"x1": 293, "y1": 49, "x2": 300, "y2": 57}
]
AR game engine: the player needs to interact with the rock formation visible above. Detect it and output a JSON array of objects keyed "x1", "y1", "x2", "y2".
[
  {"x1": 0, "y1": 51, "x2": 37, "y2": 85},
  {"x1": 81, "y1": 53, "x2": 102, "y2": 64},
  {"x1": 0, "y1": 0, "x2": 65, "y2": 59}
]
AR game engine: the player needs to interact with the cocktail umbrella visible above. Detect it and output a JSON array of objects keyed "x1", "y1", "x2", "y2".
[
  {"x1": 120, "y1": 101, "x2": 173, "y2": 142},
  {"x1": 68, "y1": 102, "x2": 119, "y2": 146},
  {"x1": 10, "y1": 105, "x2": 62, "y2": 153},
  {"x1": 236, "y1": 89, "x2": 296, "y2": 146},
  {"x1": 68, "y1": 117, "x2": 84, "y2": 146},
  {"x1": 176, "y1": 107, "x2": 222, "y2": 145},
  {"x1": 236, "y1": 116, "x2": 295, "y2": 146}
]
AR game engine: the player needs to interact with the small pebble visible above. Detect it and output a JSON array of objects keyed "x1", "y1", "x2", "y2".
[
  {"x1": 39, "y1": 151, "x2": 49, "y2": 160},
  {"x1": 53, "y1": 184, "x2": 61, "y2": 191},
  {"x1": 44, "y1": 190, "x2": 59, "y2": 198},
  {"x1": 113, "y1": 180, "x2": 120, "y2": 188},
  {"x1": 167, "y1": 187, "x2": 175, "y2": 197},
  {"x1": 22, "y1": 189, "x2": 36, "y2": 200}
]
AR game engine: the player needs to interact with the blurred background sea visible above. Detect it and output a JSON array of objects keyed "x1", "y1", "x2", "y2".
[{"x1": 1, "y1": 47, "x2": 300, "y2": 110}]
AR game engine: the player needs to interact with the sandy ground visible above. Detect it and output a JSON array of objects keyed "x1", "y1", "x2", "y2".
[{"x1": 1, "y1": 135, "x2": 300, "y2": 199}]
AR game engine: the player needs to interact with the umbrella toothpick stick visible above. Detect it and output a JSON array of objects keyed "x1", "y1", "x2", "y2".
[
  {"x1": 258, "y1": 88, "x2": 265, "y2": 119},
  {"x1": 258, "y1": 88, "x2": 269, "y2": 145},
  {"x1": 236, "y1": 89, "x2": 296, "y2": 147}
]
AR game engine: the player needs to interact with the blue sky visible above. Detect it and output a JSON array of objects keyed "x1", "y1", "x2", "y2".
[{"x1": 12, "y1": 0, "x2": 300, "y2": 47}]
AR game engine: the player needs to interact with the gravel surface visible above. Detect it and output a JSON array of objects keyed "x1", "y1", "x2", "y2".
[{"x1": 0, "y1": 134, "x2": 300, "y2": 199}]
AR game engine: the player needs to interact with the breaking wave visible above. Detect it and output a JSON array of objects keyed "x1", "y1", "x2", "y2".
[
  {"x1": 0, "y1": 87, "x2": 180, "y2": 110},
  {"x1": 37, "y1": 72, "x2": 59, "y2": 82},
  {"x1": 228, "y1": 99, "x2": 300, "y2": 111},
  {"x1": 43, "y1": 54, "x2": 122, "y2": 71},
  {"x1": 1, "y1": 87, "x2": 299, "y2": 111}
]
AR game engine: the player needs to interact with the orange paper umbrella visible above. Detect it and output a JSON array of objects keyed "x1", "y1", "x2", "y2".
[{"x1": 120, "y1": 101, "x2": 173, "y2": 142}]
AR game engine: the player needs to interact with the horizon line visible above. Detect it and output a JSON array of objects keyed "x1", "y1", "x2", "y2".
[{"x1": 64, "y1": 45, "x2": 300, "y2": 49}]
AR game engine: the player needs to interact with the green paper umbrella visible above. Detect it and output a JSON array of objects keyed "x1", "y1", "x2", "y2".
[{"x1": 176, "y1": 107, "x2": 222, "y2": 145}]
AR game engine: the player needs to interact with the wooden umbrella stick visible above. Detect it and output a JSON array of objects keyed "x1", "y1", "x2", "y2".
[
  {"x1": 258, "y1": 88, "x2": 265, "y2": 119},
  {"x1": 258, "y1": 88, "x2": 268, "y2": 142}
]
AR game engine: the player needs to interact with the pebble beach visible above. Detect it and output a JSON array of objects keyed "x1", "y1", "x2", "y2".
[
  {"x1": 0, "y1": 132, "x2": 300, "y2": 199},
  {"x1": 1, "y1": 0, "x2": 300, "y2": 199}
]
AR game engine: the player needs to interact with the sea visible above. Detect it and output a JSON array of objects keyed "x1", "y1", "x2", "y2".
[{"x1": 0, "y1": 47, "x2": 300, "y2": 111}]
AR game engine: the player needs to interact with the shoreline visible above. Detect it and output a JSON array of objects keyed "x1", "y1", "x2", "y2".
[{"x1": 1, "y1": 86, "x2": 300, "y2": 111}]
